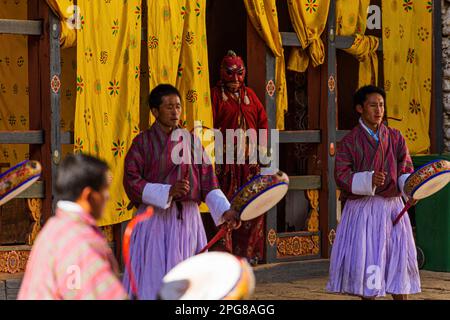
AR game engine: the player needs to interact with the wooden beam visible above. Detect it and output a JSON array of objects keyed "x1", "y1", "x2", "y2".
[
  {"x1": 0, "y1": 131, "x2": 44, "y2": 144},
  {"x1": 281, "y1": 32, "x2": 383, "y2": 51},
  {"x1": 279, "y1": 130, "x2": 321, "y2": 144},
  {"x1": 14, "y1": 181, "x2": 44, "y2": 199},
  {"x1": 280, "y1": 32, "x2": 301, "y2": 47},
  {"x1": 0, "y1": 19, "x2": 42, "y2": 35},
  {"x1": 335, "y1": 36, "x2": 383, "y2": 51},
  {"x1": 288, "y1": 176, "x2": 321, "y2": 190}
]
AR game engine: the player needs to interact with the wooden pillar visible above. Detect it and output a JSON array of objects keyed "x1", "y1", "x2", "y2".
[{"x1": 28, "y1": 2, "x2": 54, "y2": 224}]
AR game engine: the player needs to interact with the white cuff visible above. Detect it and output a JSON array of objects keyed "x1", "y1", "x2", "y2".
[
  {"x1": 351, "y1": 171, "x2": 377, "y2": 196},
  {"x1": 142, "y1": 183, "x2": 172, "y2": 209},
  {"x1": 398, "y1": 173, "x2": 411, "y2": 201},
  {"x1": 205, "y1": 189, "x2": 230, "y2": 226}
]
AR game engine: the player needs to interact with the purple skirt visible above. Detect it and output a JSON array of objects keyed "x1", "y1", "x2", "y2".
[
  {"x1": 327, "y1": 196, "x2": 421, "y2": 297},
  {"x1": 122, "y1": 201, "x2": 207, "y2": 300}
]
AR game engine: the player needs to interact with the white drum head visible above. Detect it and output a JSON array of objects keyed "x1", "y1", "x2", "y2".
[
  {"x1": 159, "y1": 252, "x2": 243, "y2": 300},
  {"x1": 412, "y1": 172, "x2": 450, "y2": 200},
  {"x1": 240, "y1": 183, "x2": 288, "y2": 221}
]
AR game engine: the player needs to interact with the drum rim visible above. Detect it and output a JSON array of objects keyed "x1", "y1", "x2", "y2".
[
  {"x1": 0, "y1": 173, "x2": 41, "y2": 203},
  {"x1": 409, "y1": 158, "x2": 449, "y2": 174},
  {"x1": 408, "y1": 170, "x2": 450, "y2": 198},
  {"x1": 0, "y1": 159, "x2": 31, "y2": 179},
  {"x1": 230, "y1": 171, "x2": 287, "y2": 203},
  {"x1": 239, "y1": 182, "x2": 288, "y2": 216}
]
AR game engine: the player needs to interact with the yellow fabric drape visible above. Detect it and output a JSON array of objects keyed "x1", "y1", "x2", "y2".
[
  {"x1": 45, "y1": 0, "x2": 77, "y2": 49},
  {"x1": 335, "y1": 0, "x2": 369, "y2": 35},
  {"x1": 287, "y1": 0, "x2": 330, "y2": 72},
  {"x1": 383, "y1": 1, "x2": 432, "y2": 154},
  {"x1": 336, "y1": 0, "x2": 377, "y2": 87},
  {"x1": 0, "y1": 1, "x2": 29, "y2": 168},
  {"x1": 244, "y1": 0, "x2": 288, "y2": 130},
  {"x1": 344, "y1": 34, "x2": 379, "y2": 87},
  {"x1": 75, "y1": 0, "x2": 142, "y2": 226}
]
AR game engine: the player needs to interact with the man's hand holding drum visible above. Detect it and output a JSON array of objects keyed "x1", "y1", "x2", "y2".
[{"x1": 222, "y1": 209, "x2": 241, "y2": 230}]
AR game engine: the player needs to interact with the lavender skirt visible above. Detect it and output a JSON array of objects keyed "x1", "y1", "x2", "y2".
[
  {"x1": 122, "y1": 201, "x2": 207, "y2": 300},
  {"x1": 326, "y1": 196, "x2": 421, "y2": 297}
]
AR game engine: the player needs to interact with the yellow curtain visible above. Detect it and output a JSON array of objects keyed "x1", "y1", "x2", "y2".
[
  {"x1": 147, "y1": 0, "x2": 213, "y2": 132},
  {"x1": 175, "y1": 0, "x2": 213, "y2": 132},
  {"x1": 335, "y1": 0, "x2": 369, "y2": 35},
  {"x1": 344, "y1": 34, "x2": 379, "y2": 86},
  {"x1": 287, "y1": 0, "x2": 330, "y2": 73},
  {"x1": 336, "y1": 0, "x2": 378, "y2": 87},
  {"x1": 0, "y1": 1, "x2": 29, "y2": 168},
  {"x1": 383, "y1": 0, "x2": 432, "y2": 154},
  {"x1": 244, "y1": 0, "x2": 288, "y2": 130},
  {"x1": 75, "y1": 0, "x2": 142, "y2": 226}
]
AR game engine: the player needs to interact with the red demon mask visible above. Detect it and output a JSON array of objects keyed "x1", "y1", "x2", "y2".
[{"x1": 220, "y1": 50, "x2": 246, "y2": 87}]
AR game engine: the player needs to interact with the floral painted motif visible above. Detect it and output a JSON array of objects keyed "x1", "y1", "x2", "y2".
[
  {"x1": 112, "y1": 19, "x2": 119, "y2": 36},
  {"x1": 409, "y1": 99, "x2": 421, "y2": 115},
  {"x1": 111, "y1": 139, "x2": 125, "y2": 157},
  {"x1": 403, "y1": 0, "x2": 413, "y2": 12},
  {"x1": 108, "y1": 80, "x2": 120, "y2": 96},
  {"x1": 305, "y1": 0, "x2": 319, "y2": 14}
]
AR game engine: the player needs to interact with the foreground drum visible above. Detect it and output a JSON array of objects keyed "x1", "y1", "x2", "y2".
[
  {"x1": 393, "y1": 159, "x2": 450, "y2": 225},
  {"x1": 230, "y1": 170, "x2": 289, "y2": 221},
  {"x1": 0, "y1": 160, "x2": 42, "y2": 206},
  {"x1": 403, "y1": 159, "x2": 450, "y2": 200},
  {"x1": 159, "y1": 252, "x2": 255, "y2": 300}
]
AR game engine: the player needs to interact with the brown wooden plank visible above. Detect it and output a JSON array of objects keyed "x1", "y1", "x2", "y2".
[
  {"x1": 279, "y1": 130, "x2": 321, "y2": 143},
  {"x1": 14, "y1": 181, "x2": 44, "y2": 199},
  {"x1": 0, "y1": 131, "x2": 44, "y2": 144},
  {"x1": 288, "y1": 176, "x2": 321, "y2": 190},
  {"x1": 0, "y1": 19, "x2": 42, "y2": 35}
]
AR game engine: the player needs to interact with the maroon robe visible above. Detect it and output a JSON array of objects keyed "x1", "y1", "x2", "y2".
[{"x1": 336, "y1": 122, "x2": 414, "y2": 204}]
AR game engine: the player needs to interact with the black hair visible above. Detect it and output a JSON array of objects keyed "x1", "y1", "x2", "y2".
[
  {"x1": 148, "y1": 84, "x2": 181, "y2": 110},
  {"x1": 353, "y1": 85, "x2": 386, "y2": 109},
  {"x1": 55, "y1": 154, "x2": 109, "y2": 202}
]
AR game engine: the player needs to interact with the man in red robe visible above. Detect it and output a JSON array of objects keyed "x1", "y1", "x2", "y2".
[{"x1": 205, "y1": 50, "x2": 269, "y2": 265}]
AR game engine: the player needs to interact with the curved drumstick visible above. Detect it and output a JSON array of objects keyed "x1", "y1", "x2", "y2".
[
  {"x1": 393, "y1": 199, "x2": 417, "y2": 226},
  {"x1": 122, "y1": 206, "x2": 154, "y2": 299},
  {"x1": 198, "y1": 225, "x2": 229, "y2": 254}
]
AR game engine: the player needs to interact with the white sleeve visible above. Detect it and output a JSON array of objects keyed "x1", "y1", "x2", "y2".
[
  {"x1": 398, "y1": 173, "x2": 411, "y2": 200},
  {"x1": 142, "y1": 183, "x2": 172, "y2": 209},
  {"x1": 205, "y1": 189, "x2": 230, "y2": 226},
  {"x1": 351, "y1": 171, "x2": 377, "y2": 196}
]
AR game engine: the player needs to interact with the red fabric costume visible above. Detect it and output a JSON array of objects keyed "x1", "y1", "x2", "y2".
[{"x1": 204, "y1": 51, "x2": 269, "y2": 264}]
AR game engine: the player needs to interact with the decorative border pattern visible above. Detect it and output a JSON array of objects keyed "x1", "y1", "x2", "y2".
[
  {"x1": 276, "y1": 234, "x2": 320, "y2": 257},
  {"x1": 0, "y1": 250, "x2": 30, "y2": 273}
]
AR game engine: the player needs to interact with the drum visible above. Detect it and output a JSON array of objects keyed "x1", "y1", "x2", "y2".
[
  {"x1": 403, "y1": 159, "x2": 450, "y2": 200},
  {"x1": 0, "y1": 160, "x2": 42, "y2": 206},
  {"x1": 158, "y1": 252, "x2": 255, "y2": 300},
  {"x1": 393, "y1": 159, "x2": 450, "y2": 226},
  {"x1": 230, "y1": 170, "x2": 289, "y2": 221}
]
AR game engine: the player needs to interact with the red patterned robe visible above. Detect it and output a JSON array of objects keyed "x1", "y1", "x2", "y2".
[{"x1": 204, "y1": 84, "x2": 268, "y2": 263}]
